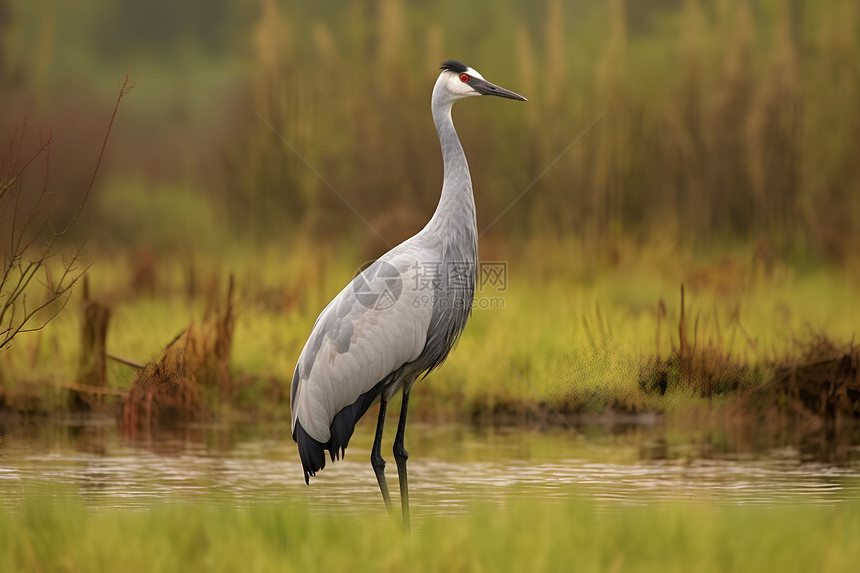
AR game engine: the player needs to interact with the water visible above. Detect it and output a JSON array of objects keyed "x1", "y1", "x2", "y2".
[{"x1": 1, "y1": 416, "x2": 859, "y2": 515}]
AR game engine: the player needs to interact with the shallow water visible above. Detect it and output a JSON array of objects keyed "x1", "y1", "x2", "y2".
[{"x1": 1, "y1": 416, "x2": 859, "y2": 515}]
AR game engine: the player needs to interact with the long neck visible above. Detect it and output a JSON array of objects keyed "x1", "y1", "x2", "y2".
[{"x1": 425, "y1": 89, "x2": 476, "y2": 234}]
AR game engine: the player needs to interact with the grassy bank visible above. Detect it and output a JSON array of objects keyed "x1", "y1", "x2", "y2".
[
  {"x1": 1, "y1": 237, "x2": 857, "y2": 422},
  {"x1": 2, "y1": 490, "x2": 859, "y2": 572}
]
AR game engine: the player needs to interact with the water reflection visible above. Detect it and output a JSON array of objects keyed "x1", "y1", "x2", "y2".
[{"x1": 0, "y1": 418, "x2": 858, "y2": 516}]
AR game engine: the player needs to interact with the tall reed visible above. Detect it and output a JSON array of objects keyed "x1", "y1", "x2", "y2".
[{"x1": 226, "y1": 0, "x2": 859, "y2": 260}]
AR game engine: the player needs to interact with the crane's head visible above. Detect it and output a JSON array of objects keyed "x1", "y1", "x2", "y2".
[{"x1": 436, "y1": 60, "x2": 527, "y2": 103}]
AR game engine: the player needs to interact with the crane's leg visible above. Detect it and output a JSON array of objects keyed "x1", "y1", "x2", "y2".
[
  {"x1": 371, "y1": 397, "x2": 391, "y2": 506},
  {"x1": 393, "y1": 387, "x2": 411, "y2": 529}
]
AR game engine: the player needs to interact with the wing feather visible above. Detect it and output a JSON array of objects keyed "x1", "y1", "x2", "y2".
[{"x1": 290, "y1": 245, "x2": 435, "y2": 443}]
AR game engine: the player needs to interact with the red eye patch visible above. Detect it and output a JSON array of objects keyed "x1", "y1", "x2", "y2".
[{"x1": 459, "y1": 73, "x2": 470, "y2": 83}]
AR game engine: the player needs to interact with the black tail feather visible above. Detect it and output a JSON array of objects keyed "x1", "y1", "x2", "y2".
[
  {"x1": 293, "y1": 379, "x2": 386, "y2": 484},
  {"x1": 329, "y1": 380, "x2": 385, "y2": 462},
  {"x1": 294, "y1": 421, "x2": 326, "y2": 485}
]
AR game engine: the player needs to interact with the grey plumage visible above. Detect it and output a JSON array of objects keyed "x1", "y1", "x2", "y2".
[{"x1": 289, "y1": 60, "x2": 525, "y2": 523}]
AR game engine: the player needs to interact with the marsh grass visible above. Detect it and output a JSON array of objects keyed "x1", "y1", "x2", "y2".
[
  {"x1": 14, "y1": 1, "x2": 854, "y2": 259},
  {"x1": 118, "y1": 276, "x2": 235, "y2": 435},
  {"x1": 227, "y1": 0, "x2": 860, "y2": 260},
  {"x1": 1, "y1": 489, "x2": 859, "y2": 572},
  {"x1": 3, "y1": 0, "x2": 858, "y2": 420},
  {"x1": 3, "y1": 235, "x2": 857, "y2": 422},
  {"x1": 638, "y1": 285, "x2": 765, "y2": 400}
]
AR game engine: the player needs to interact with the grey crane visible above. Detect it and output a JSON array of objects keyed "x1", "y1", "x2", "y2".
[{"x1": 290, "y1": 60, "x2": 526, "y2": 525}]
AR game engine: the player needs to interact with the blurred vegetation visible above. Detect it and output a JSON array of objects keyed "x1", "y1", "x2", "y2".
[
  {"x1": 1, "y1": 0, "x2": 859, "y2": 419},
  {"x1": 2, "y1": 489, "x2": 860, "y2": 572},
  {"x1": 1, "y1": 245, "x2": 857, "y2": 427},
  {"x1": 2, "y1": 4, "x2": 858, "y2": 561},
  {"x1": 1, "y1": 0, "x2": 858, "y2": 258}
]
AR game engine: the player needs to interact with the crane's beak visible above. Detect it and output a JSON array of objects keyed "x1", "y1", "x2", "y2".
[{"x1": 470, "y1": 78, "x2": 527, "y2": 101}]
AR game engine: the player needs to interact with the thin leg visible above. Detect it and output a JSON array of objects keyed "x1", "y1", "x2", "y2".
[
  {"x1": 371, "y1": 397, "x2": 390, "y2": 506},
  {"x1": 393, "y1": 387, "x2": 411, "y2": 530}
]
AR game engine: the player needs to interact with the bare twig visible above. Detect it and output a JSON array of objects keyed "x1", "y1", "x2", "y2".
[
  {"x1": 0, "y1": 75, "x2": 132, "y2": 351},
  {"x1": 58, "y1": 75, "x2": 134, "y2": 237},
  {"x1": 107, "y1": 352, "x2": 145, "y2": 370},
  {"x1": 47, "y1": 379, "x2": 128, "y2": 396}
]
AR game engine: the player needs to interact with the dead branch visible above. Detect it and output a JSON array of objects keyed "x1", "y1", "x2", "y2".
[
  {"x1": 47, "y1": 380, "x2": 128, "y2": 396},
  {"x1": 107, "y1": 352, "x2": 145, "y2": 370},
  {"x1": 0, "y1": 75, "x2": 133, "y2": 352}
]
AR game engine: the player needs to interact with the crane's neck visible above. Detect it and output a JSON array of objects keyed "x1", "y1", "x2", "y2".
[{"x1": 425, "y1": 89, "x2": 477, "y2": 239}]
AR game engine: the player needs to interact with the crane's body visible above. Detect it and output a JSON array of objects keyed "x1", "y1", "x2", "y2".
[{"x1": 289, "y1": 61, "x2": 525, "y2": 525}]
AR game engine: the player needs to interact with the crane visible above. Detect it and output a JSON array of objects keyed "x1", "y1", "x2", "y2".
[{"x1": 290, "y1": 60, "x2": 526, "y2": 526}]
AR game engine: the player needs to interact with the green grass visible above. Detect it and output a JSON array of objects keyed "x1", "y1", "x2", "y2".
[
  {"x1": 2, "y1": 236, "x2": 858, "y2": 418},
  {"x1": 3, "y1": 0, "x2": 859, "y2": 418},
  {"x1": 1, "y1": 491, "x2": 858, "y2": 572}
]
